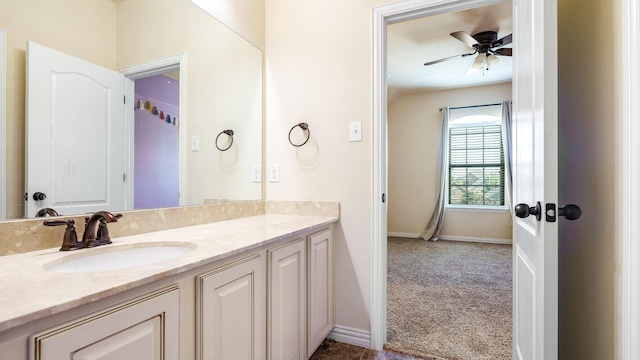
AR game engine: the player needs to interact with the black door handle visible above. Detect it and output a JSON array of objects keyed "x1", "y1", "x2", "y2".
[
  {"x1": 33, "y1": 192, "x2": 47, "y2": 201},
  {"x1": 558, "y1": 204, "x2": 582, "y2": 220},
  {"x1": 514, "y1": 201, "x2": 542, "y2": 221}
]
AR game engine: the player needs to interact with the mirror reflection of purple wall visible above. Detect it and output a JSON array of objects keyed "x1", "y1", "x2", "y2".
[{"x1": 134, "y1": 74, "x2": 179, "y2": 209}]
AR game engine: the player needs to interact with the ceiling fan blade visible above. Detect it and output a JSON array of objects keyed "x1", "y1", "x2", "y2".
[
  {"x1": 450, "y1": 31, "x2": 480, "y2": 48},
  {"x1": 492, "y1": 34, "x2": 513, "y2": 48},
  {"x1": 492, "y1": 48, "x2": 512, "y2": 56},
  {"x1": 466, "y1": 53, "x2": 486, "y2": 75},
  {"x1": 423, "y1": 51, "x2": 476, "y2": 66},
  {"x1": 486, "y1": 54, "x2": 500, "y2": 67}
]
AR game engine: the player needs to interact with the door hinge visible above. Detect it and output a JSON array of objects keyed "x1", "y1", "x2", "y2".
[
  {"x1": 124, "y1": 95, "x2": 126, "y2": 104},
  {"x1": 123, "y1": 173, "x2": 126, "y2": 182},
  {"x1": 382, "y1": 193, "x2": 386, "y2": 203}
]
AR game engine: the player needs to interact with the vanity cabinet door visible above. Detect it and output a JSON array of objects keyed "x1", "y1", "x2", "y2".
[
  {"x1": 267, "y1": 239, "x2": 306, "y2": 360},
  {"x1": 30, "y1": 286, "x2": 179, "y2": 360},
  {"x1": 197, "y1": 254, "x2": 265, "y2": 360},
  {"x1": 307, "y1": 228, "x2": 334, "y2": 357}
]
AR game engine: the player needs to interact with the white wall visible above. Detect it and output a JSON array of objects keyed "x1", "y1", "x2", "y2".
[{"x1": 388, "y1": 83, "x2": 512, "y2": 241}]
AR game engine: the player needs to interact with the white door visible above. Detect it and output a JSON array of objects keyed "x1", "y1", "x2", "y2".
[
  {"x1": 25, "y1": 41, "x2": 127, "y2": 218},
  {"x1": 511, "y1": 0, "x2": 559, "y2": 358}
]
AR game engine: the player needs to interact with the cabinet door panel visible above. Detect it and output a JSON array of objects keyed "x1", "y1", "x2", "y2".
[
  {"x1": 30, "y1": 286, "x2": 179, "y2": 360},
  {"x1": 198, "y1": 254, "x2": 264, "y2": 360},
  {"x1": 307, "y1": 229, "x2": 334, "y2": 357},
  {"x1": 73, "y1": 316, "x2": 161, "y2": 360},
  {"x1": 268, "y1": 239, "x2": 306, "y2": 360}
]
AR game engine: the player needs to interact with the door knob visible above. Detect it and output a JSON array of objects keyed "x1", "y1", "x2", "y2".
[
  {"x1": 559, "y1": 204, "x2": 582, "y2": 220},
  {"x1": 33, "y1": 192, "x2": 47, "y2": 201},
  {"x1": 514, "y1": 201, "x2": 542, "y2": 221}
]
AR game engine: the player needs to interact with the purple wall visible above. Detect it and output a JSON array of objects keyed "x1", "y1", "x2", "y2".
[{"x1": 134, "y1": 74, "x2": 179, "y2": 209}]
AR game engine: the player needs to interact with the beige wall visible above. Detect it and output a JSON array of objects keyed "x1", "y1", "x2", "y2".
[
  {"x1": 117, "y1": 0, "x2": 263, "y2": 205},
  {"x1": 558, "y1": 0, "x2": 616, "y2": 357},
  {"x1": 190, "y1": 0, "x2": 265, "y2": 51},
  {"x1": 388, "y1": 83, "x2": 512, "y2": 240},
  {"x1": 0, "y1": 0, "x2": 117, "y2": 218},
  {"x1": 265, "y1": 0, "x2": 388, "y2": 331}
]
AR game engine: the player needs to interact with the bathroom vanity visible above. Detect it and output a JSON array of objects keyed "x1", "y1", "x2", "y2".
[{"x1": 0, "y1": 214, "x2": 337, "y2": 359}]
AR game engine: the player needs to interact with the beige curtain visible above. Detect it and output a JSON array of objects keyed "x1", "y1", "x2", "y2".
[
  {"x1": 502, "y1": 101, "x2": 513, "y2": 216},
  {"x1": 420, "y1": 107, "x2": 449, "y2": 241}
]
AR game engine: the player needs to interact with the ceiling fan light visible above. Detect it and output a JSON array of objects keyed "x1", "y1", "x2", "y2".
[
  {"x1": 466, "y1": 53, "x2": 486, "y2": 75},
  {"x1": 487, "y1": 54, "x2": 500, "y2": 68}
]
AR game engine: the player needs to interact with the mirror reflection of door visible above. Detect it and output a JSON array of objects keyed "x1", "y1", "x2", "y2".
[
  {"x1": 133, "y1": 73, "x2": 180, "y2": 209},
  {"x1": 25, "y1": 41, "x2": 126, "y2": 218}
]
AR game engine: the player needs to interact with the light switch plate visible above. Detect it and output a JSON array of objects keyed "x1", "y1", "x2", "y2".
[
  {"x1": 252, "y1": 165, "x2": 262, "y2": 183},
  {"x1": 269, "y1": 164, "x2": 280, "y2": 183},
  {"x1": 349, "y1": 121, "x2": 362, "y2": 142},
  {"x1": 191, "y1": 135, "x2": 200, "y2": 151}
]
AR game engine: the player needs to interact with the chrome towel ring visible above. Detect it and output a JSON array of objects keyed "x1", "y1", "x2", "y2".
[
  {"x1": 288, "y1": 122, "x2": 310, "y2": 147},
  {"x1": 215, "y1": 130, "x2": 234, "y2": 151}
]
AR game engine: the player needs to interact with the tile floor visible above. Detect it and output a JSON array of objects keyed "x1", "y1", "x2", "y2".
[{"x1": 310, "y1": 339, "x2": 428, "y2": 360}]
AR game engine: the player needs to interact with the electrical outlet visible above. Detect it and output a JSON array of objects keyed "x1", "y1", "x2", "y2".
[
  {"x1": 349, "y1": 121, "x2": 362, "y2": 142},
  {"x1": 269, "y1": 164, "x2": 280, "y2": 183},
  {"x1": 252, "y1": 165, "x2": 262, "y2": 182},
  {"x1": 191, "y1": 135, "x2": 200, "y2": 151}
]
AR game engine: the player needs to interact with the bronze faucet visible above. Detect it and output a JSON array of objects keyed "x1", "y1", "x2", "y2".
[
  {"x1": 44, "y1": 211, "x2": 123, "y2": 251},
  {"x1": 82, "y1": 211, "x2": 122, "y2": 248}
]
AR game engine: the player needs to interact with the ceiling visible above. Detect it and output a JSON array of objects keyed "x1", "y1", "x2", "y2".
[{"x1": 387, "y1": 1, "x2": 512, "y2": 99}]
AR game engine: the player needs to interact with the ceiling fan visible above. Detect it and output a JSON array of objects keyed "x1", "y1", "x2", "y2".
[{"x1": 423, "y1": 30, "x2": 513, "y2": 74}]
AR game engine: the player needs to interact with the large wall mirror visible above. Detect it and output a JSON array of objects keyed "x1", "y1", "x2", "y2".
[{"x1": 0, "y1": 0, "x2": 263, "y2": 220}]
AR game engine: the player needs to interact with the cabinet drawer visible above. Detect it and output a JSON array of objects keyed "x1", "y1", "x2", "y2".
[{"x1": 30, "y1": 286, "x2": 179, "y2": 360}]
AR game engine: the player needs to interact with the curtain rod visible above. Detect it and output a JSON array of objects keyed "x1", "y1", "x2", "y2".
[{"x1": 439, "y1": 102, "x2": 504, "y2": 111}]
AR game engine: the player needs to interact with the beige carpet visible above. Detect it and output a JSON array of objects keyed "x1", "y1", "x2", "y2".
[{"x1": 385, "y1": 237, "x2": 512, "y2": 360}]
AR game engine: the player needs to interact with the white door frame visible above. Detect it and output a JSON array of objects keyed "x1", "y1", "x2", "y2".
[
  {"x1": 118, "y1": 54, "x2": 187, "y2": 209},
  {"x1": 618, "y1": 0, "x2": 640, "y2": 357},
  {"x1": 372, "y1": 0, "x2": 640, "y2": 355}
]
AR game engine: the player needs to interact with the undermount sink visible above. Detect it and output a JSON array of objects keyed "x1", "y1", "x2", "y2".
[{"x1": 44, "y1": 242, "x2": 197, "y2": 273}]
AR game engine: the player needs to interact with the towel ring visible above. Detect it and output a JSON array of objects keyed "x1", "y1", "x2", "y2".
[
  {"x1": 288, "y1": 123, "x2": 310, "y2": 147},
  {"x1": 215, "y1": 130, "x2": 234, "y2": 151}
]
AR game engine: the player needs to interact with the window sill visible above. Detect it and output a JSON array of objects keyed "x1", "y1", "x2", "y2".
[{"x1": 445, "y1": 205, "x2": 509, "y2": 213}]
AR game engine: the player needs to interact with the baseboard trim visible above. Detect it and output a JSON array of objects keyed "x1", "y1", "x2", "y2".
[
  {"x1": 438, "y1": 235, "x2": 512, "y2": 244},
  {"x1": 387, "y1": 232, "x2": 512, "y2": 244},
  {"x1": 327, "y1": 325, "x2": 371, "y2": 348},
  {"x1": 387, "y1": 231, "x2": 420, "y2": 238}
]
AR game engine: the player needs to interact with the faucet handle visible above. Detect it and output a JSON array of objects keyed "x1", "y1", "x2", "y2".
[
  {"x1": 44, "y1": 219, "x2": 84, "y2": 251},
  {"x1": 96, "y1": 213, "x2": 122, "y2": 246}
]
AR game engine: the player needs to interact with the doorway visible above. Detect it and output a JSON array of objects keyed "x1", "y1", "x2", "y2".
[
  {"x1": 119, "y1": 54, "x2": 187, "y2": 210},
  {"x1": 370, "y1": 0, "x2": 514, "y2": 351},
  {"x1": 384, "y1": 3, "x2": 512, "y2": 357},
  {"x1": 132, "y1": 72, "x2": 180, "y2": 209}
]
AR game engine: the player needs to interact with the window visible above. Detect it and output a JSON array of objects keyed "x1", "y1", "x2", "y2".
[{"x1": 447, "y1": 106, "x2": 504, "y2": 207}]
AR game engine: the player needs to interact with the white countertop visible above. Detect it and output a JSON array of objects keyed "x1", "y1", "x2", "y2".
[{"x1": 0, "y1": 214, "x2": 338, "y2": 333}]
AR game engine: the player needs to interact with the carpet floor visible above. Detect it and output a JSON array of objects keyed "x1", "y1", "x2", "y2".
[{"x1": 385, "y1": 237, "x2": 512, "y2": 360}]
